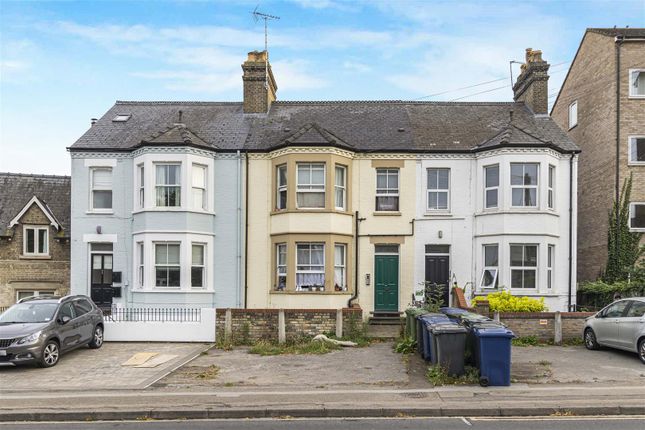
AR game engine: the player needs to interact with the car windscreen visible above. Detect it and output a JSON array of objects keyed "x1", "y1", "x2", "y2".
[{"x1": 0, "y1": 303, "x2": 58, "y2": 323}]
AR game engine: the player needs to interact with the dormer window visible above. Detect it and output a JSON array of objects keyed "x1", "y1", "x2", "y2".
[{"x1": 23, "y1": 226, "x2": 48, "y2": 257}]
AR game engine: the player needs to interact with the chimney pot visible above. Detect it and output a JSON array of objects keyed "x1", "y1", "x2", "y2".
[{"x1": 91, "y1": 118, "x2": 98, "y2": 126}]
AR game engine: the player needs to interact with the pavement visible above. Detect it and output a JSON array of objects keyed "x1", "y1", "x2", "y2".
[{"x1": 0, "y1": 341, "x2": 644, "y2": 421}]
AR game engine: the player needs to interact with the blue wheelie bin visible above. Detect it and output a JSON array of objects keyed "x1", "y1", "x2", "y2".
[
  {"x1": 418, "y1": 314, "x2": 451, "y2": 361},
  {"x1": 473, "y1": 326, "x2": 515, "y2": 386}
]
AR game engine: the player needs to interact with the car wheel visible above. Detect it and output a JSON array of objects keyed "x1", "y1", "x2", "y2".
[
  {"x1": 638, "y1": 339, "x2": 645, "y2": 365},
  {"x1": 38, "y1": 341, "x2": 60, "y2": 368},
  {"x1": 89, "y1": 325, "x2": 104, "y2": 349},
  {"x1": 584, "y1": 328, "x2": 600, "y2": 350}
]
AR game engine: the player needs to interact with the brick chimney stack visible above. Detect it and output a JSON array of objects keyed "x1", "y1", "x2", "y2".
[
  {"x1": 242, "y1": 50, "x2": 278, "y2": 114},
  {"x1": 513, "y1": 48, "x2": 550, "y2": 114}
]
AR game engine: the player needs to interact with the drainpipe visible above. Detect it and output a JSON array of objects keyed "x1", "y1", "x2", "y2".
[
  {"x1": 568, "y1": 153, "x2": 575, "y2": 311},
  {"x1": 614, "y1": 35, "x2": 623, "y2": 268},
  {"x1": 348, "y1": 211, "x2": 366, "y2": 308},
  {"x1": 244, "y1": 152, "x2": 250, "y2": 308},
  {"x1": 236, "y1": 150, "x2": 242, "y2": 308}
]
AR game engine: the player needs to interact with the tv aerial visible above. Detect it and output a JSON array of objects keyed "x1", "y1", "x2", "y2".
[{"x1": 251, "y1": 6, "x2": 280, "y2": 89}]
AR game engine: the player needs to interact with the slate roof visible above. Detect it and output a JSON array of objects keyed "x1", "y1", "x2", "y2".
[
  {"x1": 0, "y1": 173, "x2": 71, "y2": 236},
  {"x1": 587, "y1": 28, "x2": 645, "y2": 38},
  {"x1": 70, "y1": 100, "x2": 578, "y2": 154}
]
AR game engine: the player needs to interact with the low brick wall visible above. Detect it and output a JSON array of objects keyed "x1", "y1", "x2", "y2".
[
  {"x1": 497, "y1": 312, "x2": 595, "y2": 341},
  {"x1": 215, "y1": 308, "x2": 363, "y2": 343}
]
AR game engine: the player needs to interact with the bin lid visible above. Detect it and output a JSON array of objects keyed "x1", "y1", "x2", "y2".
[
  {"x1": 419, "y1": 314, "x2": 450, "y2": 322},
  {"x1": 473, "y1": 326, "x2": 515, "y2": 338},
  {"x1": 439, "y1": 307, "x2": 470, "y2": 315},
  {"x1": 431, "y1": 324, "x2": 468, "y2": 334},
  {"x1": 425, "y1": 321, "x2": 457, "y2": 331}
]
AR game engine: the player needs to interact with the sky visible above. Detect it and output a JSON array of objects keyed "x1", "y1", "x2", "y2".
[{"x1": 1, "y1": 0, "x2": 643, "y2": 175}]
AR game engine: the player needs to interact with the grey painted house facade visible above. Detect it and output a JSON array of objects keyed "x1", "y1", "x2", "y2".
[{"x1": 69, "y1": 106, "x2": 246, "y2": 309}]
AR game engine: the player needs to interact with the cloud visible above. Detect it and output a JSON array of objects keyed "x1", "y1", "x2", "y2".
[
  {"x1": 342, "y1": 60, "x2": 371, "y2": 73},
  {"x1": 272, "y1": 60, "x2": 329, "y2": 91}
]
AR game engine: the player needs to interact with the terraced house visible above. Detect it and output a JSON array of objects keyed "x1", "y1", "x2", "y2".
[{"x1": 69, "y1": 48, "x2": 579, "y2": 314}]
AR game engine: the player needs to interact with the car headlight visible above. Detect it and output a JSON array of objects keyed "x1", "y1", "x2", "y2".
[{"x1": 17, "y1": 331, "x2": 42, "y2": 346}]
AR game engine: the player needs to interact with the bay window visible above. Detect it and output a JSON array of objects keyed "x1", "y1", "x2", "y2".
[
  {"x1": 510, "y1": 244, "x2": 537, "y2": 289},
  {"x1": 335, "y1": 165, "x2": 346, "y2": 211},
  {"x1": 137, "y1": 164, "x2": 145, "y2": 208},
  {"x1": 334, "y1": 244, "x2": 347, "y2": 291},
  {"x1": 511, "y1": 163, "x2": 538, "y2": 207},
  {"x1": 276, "y1": 243, "x2": 287, "y2": 290},
  {"x1": 137, "y1": 242, "x2": 144, "y2": 287},
  {"x1": 548, "y1": 165, "x2": 555, "y2": 209},
  {"x1": 155, "y1": 243, "x2": 180, "y2": 287},
  {"x1": 296, "y1": 243, "x2": 325, "y2": 291},
  {"x1": 547, "y1": 245, "x2": 554, "y2": 289},
  {"x1": 296, "y1": 163, "x2": 325, "y2": 209},
  {"x1": 479, "y1": 244, "x2": 498, "y2": 289},
  {"x1": 276, "y1": 165, "x2": 287, "y2": 210},
  {"x1": 484, "y1": 165, "x2": 499, "y2": 209},
  {"x1": 155, "y1": 164, "x2": 181, "y2": 207},
  {"x1": 192, "y1": 164, "x2": 207, "y2": 210},
  {"x1": 191, "y1": 244, "x2": 205, "y2": 288}
]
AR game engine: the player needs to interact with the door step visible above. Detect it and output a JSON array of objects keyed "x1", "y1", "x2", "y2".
[{"x1": 368, "y1": 312, "x2": 403, "y2": 326}]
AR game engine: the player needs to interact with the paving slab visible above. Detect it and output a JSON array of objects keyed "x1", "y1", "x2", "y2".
[{"x1": 0, "y1": 342, "x2": 209, "y2": 391}]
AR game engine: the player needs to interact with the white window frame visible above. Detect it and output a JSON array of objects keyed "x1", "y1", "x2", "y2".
[
  {"x1": 136, "y1": 242, "x2": 144, "y2": 288},
  {"x1": 137, "y1": 164, "x2": 145, "y2": 209},
  {"x1": 548, "y1": 164, "x2": 555, "y2": 210},
  {"x1": 427, "y1": 168, "x2": 450, "y2": 211},
  {"x1": 155, "y1": 163, "x2": 181, "y2": 208},
  {"x1": 90, "y1": 167, "x2": 113, "y2": 212},
  {"x1": 276, "y1": 243, "x2": 287, "y2": 291},
  {"x1": 334, "y1": 165, "x2": 347, "y2": 211},
  {"x1": 154, "y1": 242, "x2": 181, "y2": 288},
  {"x1": 510, "y1": 244, "x2": 538, "y2": 289},
  {"x1": 295, "y1": 242, "x2": 325, "y2": 291},
  {"x1": 23, "y1": 225, "x2": 49, "y2": 256},
  {"x1": 568, "y1": 100, "x2": 578, "y2": 129},
  {"x1": 547, "y1": 245, "x2": 554, "y2": 290},
  {"x1": 629, "y1": 202, "x2": 645, "y2": 232},
  {"x1": 629, "y1": 69, "x2": 645, "y2": 98},
  {"x1": 191, "y1": 243, "x2": 206, "y2": 288},
  {"x1": 479, "y1": 244, "x2": 499, "y2": 289},
  {"x1": 296, "y1": 163, "x2": 326, "y2": 209},
  {"x1": 375, "y1": 168, "x2": 400, "y2": 211},
  {"x1": 628, "y1": 135, "x2": 645, "y2": 165},
  {"x1": 16, "y1": 290, "x2": 54, "y2": 302},
  {"x1": 191, "y1": 164, "x2": 207, "y2": 211},
  {"x1": 276, "y1": 164, "x2": 287, "y2": 210},
  {"x1": 510, "y1": 163, "x2": 539, "y2": 208},
  {"x1": 484, "y1": 164, "x2": 499, "y2": 209},
  {"x1": 334, "y1": 243, "x2": 347, "y2": 291}
]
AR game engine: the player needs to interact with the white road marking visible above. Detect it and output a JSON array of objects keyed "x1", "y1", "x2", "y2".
[{"x1": 461, "y1": 417, "x2": 472, "y2": 426}]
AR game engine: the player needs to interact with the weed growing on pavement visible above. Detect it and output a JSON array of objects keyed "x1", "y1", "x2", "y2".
[
  {"x1": 538, "y1": 360, "x2": 552, "y2": 366},
  {"x1": 249, "y1": 338, "x2": 341, "y2": 356},
  {"x1": 426, "y1": 365, "x2": 479, "y2": 386},
  {"x1": 394, "y1": 337, "x2": 417, "y2": 354},
  {"x1": 512, "y1": 336, "x2": 540, "y2": 346},
  {"x1": 196, "y1": 365, "x2": 220, "y2": 379}
]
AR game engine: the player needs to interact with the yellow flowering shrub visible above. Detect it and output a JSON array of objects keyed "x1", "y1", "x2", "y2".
[{"x1": 473, "y1": 291, "x2": 547, "y2": 312}]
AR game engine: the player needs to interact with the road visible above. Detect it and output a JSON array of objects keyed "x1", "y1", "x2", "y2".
[{"x1": 1, "y1": 417, "x2": 644, "y2": 430}]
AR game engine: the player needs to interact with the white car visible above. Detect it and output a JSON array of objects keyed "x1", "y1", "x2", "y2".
[{"x1": 583, "y1": 298, "x2": 645, "y2": 364}]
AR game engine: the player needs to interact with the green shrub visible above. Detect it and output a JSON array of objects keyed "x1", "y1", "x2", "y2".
[
  {"x1": 473, "y1": 291, "x2": 546, "y2": 312},
  {"x1": 577, "y1": 279, "x2": 645, "y2": 310}
]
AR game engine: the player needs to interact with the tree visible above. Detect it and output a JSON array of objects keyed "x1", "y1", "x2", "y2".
[{"x1": 604, "y1": 174, "x2": 644, "y2": 282}]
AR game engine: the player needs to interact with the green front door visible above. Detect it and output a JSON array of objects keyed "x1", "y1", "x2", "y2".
[{"x1": 374, "y1": 255, "x2": 399, "y2": 312}]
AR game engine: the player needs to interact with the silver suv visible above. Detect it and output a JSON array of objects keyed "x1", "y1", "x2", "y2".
[
  {"x1": 583, "y1": 298, "x2": 645, "y2": 364},
  {"x1": 0, "y1": 295, "x2": 104, "y2": 367}
]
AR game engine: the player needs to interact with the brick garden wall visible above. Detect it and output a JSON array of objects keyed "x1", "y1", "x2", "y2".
[
  {"x1": 497, "y1": 312, "x2": 595, "y2": 341},
  {"x1": 215, "y1": 308, "x2": 363, "y2": 343}
]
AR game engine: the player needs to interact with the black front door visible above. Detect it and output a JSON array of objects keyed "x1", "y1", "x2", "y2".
[
  {"x1": 91, "y1": 253, "x2": 114, "y2": 308},
  {"x1": 425, "y1": 255, "x2": 450, "y2": 306}
]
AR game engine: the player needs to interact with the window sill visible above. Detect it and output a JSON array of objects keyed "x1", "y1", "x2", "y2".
[
  {"x1": 86, "y1": 211, "x2": 114, "y2": 215},
  {"x1": 568, "y1": 124, "x2": 577, "y2": 131},
  {"x1": 270, "y1": 290, "x2": 351, "y2": 295},
  {"x1": 271, "y1": 209, "x2": 352, "y2": 216},
  {"x1": 19, "y1": 255, "x2": 52, "y2": 260},
  {"x1": 132, "y1": 288, "x2": 214, "y2": 294},
  {"x1": 627, "y1": 161, "x2": 645, "y2": 166},
  {"x1": 423, "y1": 211, "x2": 451, "y2": 217},
  {"x1": 475, "y1": 210, "x2": 559, "y2": 217},
  {"x1": 629, "y1": 228, "x2": 645, "y2": 232},
  {"x1": 373, "y1": 211, "x2": 401, "y2": 216},
  {"x1": 132, "y1": 208, "x2": 216, "y2": 215},
  {"x1": 628, "y1": 95, "x2": 645, "y2": 99}
]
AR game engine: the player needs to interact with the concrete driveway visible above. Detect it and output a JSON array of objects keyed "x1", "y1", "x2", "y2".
[
  {"x1": 159, "y1": 342, "x2": 645, "y2": 390},
  {"x1": 0, "y1": 342, "x2": 209, "y2": 391}
]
